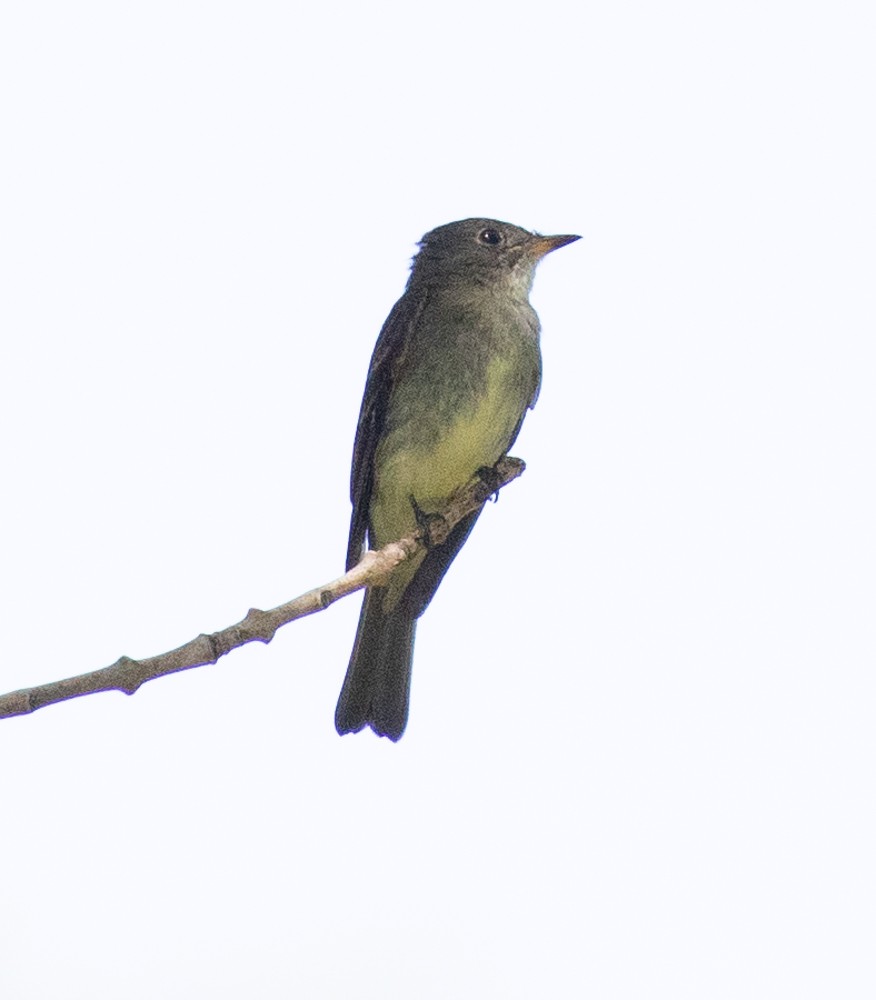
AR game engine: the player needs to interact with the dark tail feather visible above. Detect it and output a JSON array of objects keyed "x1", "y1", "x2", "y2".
[{"x1": 335, "y1": 588, "x2": 416, "y2": 741}]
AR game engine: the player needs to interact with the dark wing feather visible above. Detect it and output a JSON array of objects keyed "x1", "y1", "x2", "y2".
[
  {"x1": 397, "y1": 509, "x2": 483, "y2": 620},
  {"x1": 346, "y1": 285, "x2": 430, "y2": 571}
]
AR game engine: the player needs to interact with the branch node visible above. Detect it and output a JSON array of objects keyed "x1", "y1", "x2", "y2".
[{"x1": 114, "y1": 656, "x2": 144, "y2": 696}]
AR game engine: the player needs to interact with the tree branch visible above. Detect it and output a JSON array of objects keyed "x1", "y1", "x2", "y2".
[{"x1": 0, "y1": 457, "x2": 525, "y2": 720}]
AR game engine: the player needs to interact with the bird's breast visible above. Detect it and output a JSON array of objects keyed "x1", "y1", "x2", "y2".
[{"x1": 370, "y1": 346, "x2": 534, "y2": 549}]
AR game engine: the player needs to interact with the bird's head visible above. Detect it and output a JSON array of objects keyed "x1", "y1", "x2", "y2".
[{"x1": 412, "y1": 218, "x2": 580, "y2": 294}]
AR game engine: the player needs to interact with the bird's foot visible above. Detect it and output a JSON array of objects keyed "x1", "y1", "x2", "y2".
[
  {"x1": 476, "y1": 464, "x2": 504, "y2": 502},
  {"x1": 409, "y1": 495, "x2": 448, "y2": 548}
]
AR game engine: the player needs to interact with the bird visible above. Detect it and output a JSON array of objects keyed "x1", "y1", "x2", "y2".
[{"x1": 335, "y1": 218, "x2": 580, "y2": 740}]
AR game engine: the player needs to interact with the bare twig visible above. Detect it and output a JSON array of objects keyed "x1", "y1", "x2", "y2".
[{"x1": 0, "y1": 457, "x2": 525, "y2": 720}]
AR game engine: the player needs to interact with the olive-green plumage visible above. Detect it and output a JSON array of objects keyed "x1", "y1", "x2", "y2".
[{"x1": 336, "y1": 218, "x2": 579, "y2": 740}]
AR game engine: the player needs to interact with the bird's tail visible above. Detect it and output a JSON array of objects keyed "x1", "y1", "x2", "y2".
[{"x1": 335, "y1": 587, "x2": 416, "y2": 741}]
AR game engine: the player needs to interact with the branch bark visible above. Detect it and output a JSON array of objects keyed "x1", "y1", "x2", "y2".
[{"x1": 0, "y1": 457, "x2": 525, "y2": 720}]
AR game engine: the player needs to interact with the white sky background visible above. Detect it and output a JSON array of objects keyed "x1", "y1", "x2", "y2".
[{"x1": 1, "y1": 1, "x2": 874, "y2": 997}]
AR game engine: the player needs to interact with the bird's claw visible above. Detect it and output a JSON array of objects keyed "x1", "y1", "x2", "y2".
[{"x1": 409, "y1": 495, "x2": 447, "y2": 548}]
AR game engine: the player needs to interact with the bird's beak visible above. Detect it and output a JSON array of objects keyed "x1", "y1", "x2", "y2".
[{"x1": 527, "y1": 233, "x2": 582, "y2": 259}]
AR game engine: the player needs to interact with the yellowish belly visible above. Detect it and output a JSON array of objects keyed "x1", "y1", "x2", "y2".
[{"x1": 371, "y1": 358, "x2": 524, "y2": 546}]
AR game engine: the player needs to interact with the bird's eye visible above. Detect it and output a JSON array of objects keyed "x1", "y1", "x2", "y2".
[{"x1": 478, "y1": 228, "x2": 502, "y2": 246}]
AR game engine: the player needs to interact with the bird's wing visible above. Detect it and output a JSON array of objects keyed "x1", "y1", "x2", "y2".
[
  {"x1": 396, "y1": 507, "x2": 483, "y2": 620},
  {"x1": 346, "y1": 285, "x2": 430, "y2": 571}
]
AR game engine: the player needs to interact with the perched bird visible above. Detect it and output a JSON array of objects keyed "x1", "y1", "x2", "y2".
[{"x1": 336, "y1": 218, "x2": 580, "y2": 740}]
